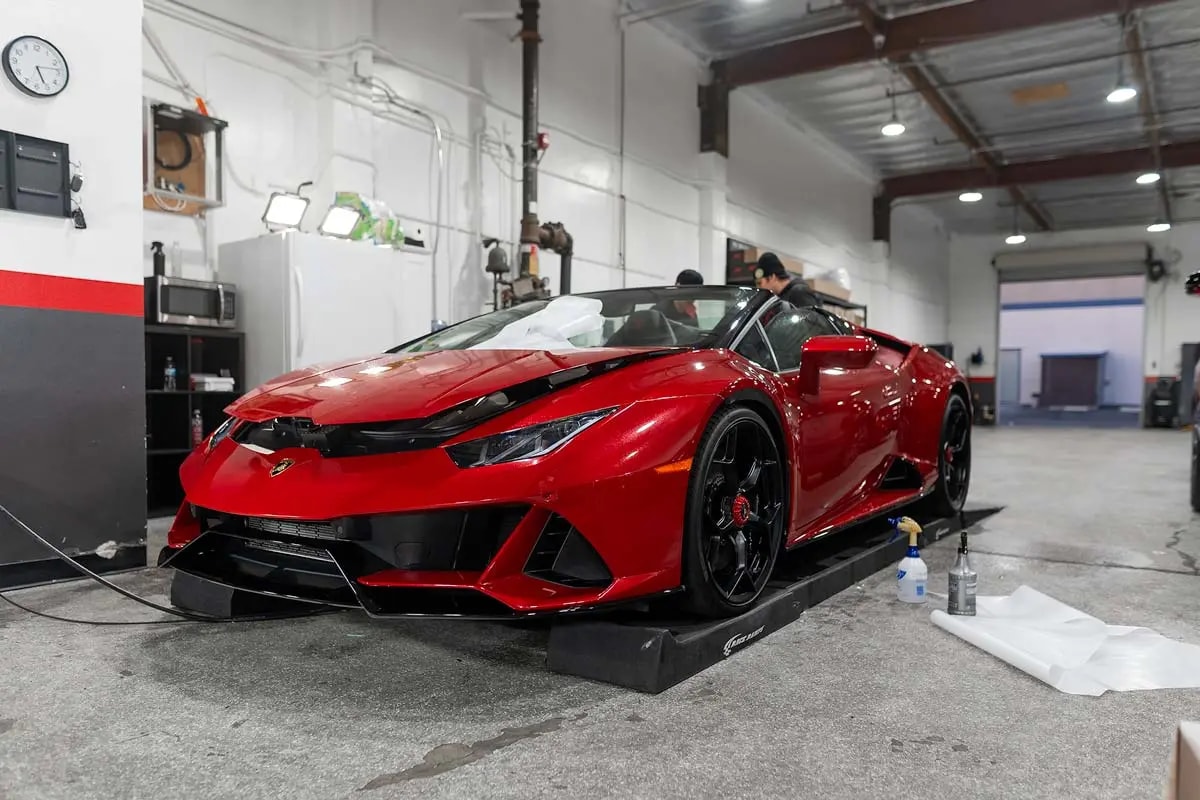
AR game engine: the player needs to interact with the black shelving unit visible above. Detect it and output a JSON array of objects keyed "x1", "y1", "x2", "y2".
[{"x1": 145, "y1": 324, "x2": 244, "y2": 516}]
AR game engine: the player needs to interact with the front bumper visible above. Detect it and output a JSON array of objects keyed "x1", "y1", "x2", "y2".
[{"x1": 159, "y1": 502, "x2": 663, "y2": 618}]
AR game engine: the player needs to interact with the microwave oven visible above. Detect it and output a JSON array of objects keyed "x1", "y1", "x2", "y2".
[{"x1": 144, "y1": 275, "x2": 237, "y2": 328}]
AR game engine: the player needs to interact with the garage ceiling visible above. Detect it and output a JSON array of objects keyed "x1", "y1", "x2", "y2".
[{"x1": 624, "y1": 0, "x2": 1200, "y2": 234}]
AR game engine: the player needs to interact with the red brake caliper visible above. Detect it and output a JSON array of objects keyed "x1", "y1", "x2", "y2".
[{"x1": 731, "y1": 494, "x2": 751, "y2": 528}]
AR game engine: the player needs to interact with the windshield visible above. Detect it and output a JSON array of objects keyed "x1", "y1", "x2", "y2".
[{"x1": 392, "y1": 286, "x2": 762, "y2": 353}]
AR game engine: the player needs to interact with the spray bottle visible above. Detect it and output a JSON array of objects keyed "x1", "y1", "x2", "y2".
[
  {"x1": 947, "y1": 528, "x2": 977, "y2": 615},
  {"x1": 893, "y1": 516, "x2": 928, "y2": 604}
]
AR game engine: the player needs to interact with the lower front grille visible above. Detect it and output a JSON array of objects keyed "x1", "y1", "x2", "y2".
[
  {"x1": 167, "y1": 531, "x2": 359, "y2": 607},
  {"x1": 242, "y1": 538, "x2": 334, "y2": 562},
  {"x1": 194, "y1": 504, "x2": 530, "y2": 574},
  {"x1": 245, "y1": 517, "x2": 339, "y2": 542}
]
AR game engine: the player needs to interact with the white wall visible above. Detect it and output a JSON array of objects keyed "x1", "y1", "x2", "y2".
[
  {"x1": 0, "y1": 0, "x2": 143, "y2": 286},
  {"x1": 950, "y1": 224, "x2": 1199, "y2": 385},
  {"x1": 139, "y1": 0, "x2": 949, "y2": 343}
]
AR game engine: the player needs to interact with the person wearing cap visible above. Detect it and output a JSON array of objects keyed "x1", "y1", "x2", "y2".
[
  {"x1": 755, "y1": 252, "x2": 820, "y2": 308},
  {"x1": 653, "y1": 269, "x2": 704, "y2": 326}
]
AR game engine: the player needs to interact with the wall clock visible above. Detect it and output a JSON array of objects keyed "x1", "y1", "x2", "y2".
[{"x1": 3, "y1": 35, "x2": 69, "y2": 98}]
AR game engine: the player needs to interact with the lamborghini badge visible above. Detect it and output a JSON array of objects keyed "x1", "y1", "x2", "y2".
[{"x1": 270, "y1": 458, "x2": 295, "y2": 477}]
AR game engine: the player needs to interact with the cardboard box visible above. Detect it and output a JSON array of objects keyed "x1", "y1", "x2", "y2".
[
  {"x1": 810, "y1": 277, "x2": 852, "y2": 302},
  {"x1": 1167, "y1": 722, "x2": 1200, "y2": 800},
  {"x1": 736, "y1": 247, "x2": 805, "y2": 277}
]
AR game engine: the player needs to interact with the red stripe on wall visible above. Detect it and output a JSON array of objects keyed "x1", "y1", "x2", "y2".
[
  {"x1": 0, "y1": 270, "x2": 142, "y2": 317},
  {"x1": 967, "y1": 376, "x2": 995, "y2": 383}
]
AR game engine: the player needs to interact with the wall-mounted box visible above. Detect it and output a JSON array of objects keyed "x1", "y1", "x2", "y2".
[
  {"x1": 0, "y1": 130, "x2": 71, "y2": 218},
  {"x1": 142, "y1": 100, "x2": 227, "y2": 216}
]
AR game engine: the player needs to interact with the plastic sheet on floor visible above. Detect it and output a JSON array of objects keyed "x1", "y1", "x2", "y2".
[{"x1": 930, "y1": 585, "x2": 1200, "y2": 696}]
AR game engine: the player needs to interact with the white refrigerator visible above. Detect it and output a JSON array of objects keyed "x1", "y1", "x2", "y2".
[{"x1": 217, "y1": 231, "x2": 434, "y2": 389}]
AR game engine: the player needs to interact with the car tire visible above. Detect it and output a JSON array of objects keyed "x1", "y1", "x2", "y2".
[
  {"x1": 1191, "y1": 431, "x2": 1200, "y2": 514},
  {"x1": 928, "y1": 393, "x2": 972, "y2": 519},
  {"x1": 679, "y1": 405, "x2": 787, "y2": 619}
]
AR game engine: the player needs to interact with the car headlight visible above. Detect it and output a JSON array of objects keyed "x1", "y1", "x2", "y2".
[
  {"x1": 445, "y1": 407, "x2": 617, "y2": 468},
  {"x1": 205, "y1": 416, "x2": 237, "y2": 455}
]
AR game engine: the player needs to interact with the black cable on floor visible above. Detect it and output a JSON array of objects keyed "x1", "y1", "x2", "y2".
[
  {"x1": 0, "y1": 591, "x2": 187, "y2": 625},
  {"x1": 0, "y1": 500, "x2": 332, "y2": 626}
]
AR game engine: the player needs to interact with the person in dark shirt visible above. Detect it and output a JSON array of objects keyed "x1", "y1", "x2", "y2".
[
  {"x1": 754, "y1": 252, "x2": 820, "y2": 307},
  {"x1": 654, "y1": 268, "x2": 704, "y2": 326}
]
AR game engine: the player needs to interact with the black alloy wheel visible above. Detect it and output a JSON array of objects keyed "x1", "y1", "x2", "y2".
[
  {"x1": 681, "y1": 405, "x2": 786, "y2": 618},
  {"x1": 930, "y1": 393, "x2": 972, "y2": 518}
]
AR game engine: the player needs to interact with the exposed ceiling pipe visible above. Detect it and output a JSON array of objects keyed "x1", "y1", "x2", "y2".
[
  {"x1": 518, "y1": 0, "x2": 543, "y2": 286},
  {"x1": 512, "y1": 0, "x2": 575, "y2": 300}
]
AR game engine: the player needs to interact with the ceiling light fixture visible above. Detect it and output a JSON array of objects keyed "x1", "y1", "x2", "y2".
[
  {"x1": 1004, "y1": 204, "x2": 1025, "y2": 245},
  {"x1": 881, "y1": 117, "x2": 905, "y2": 137},
  {"x1": 1106, "y1": 84, "x2": 1137, "y2": 104},
  {"x1": 1136, "y1": 171, "x2": 1161, "y2": 185},
  {"x1": 1107, "y1": 22, "x2": 1137, "y2": 104},
  {"x1": 881, "y1": 88, "x2": 905, "y2": 137},
  {"x1": 1147, "y1": 221, "x2": 1171, "y2": 233},
  {"x1": 958, "y1": 190, "x2": 983, "y2": 203}
]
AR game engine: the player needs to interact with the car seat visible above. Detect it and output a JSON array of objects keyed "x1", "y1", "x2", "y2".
[{"x1": 605, "y1": 308, "x2": 677, "y2": 347}]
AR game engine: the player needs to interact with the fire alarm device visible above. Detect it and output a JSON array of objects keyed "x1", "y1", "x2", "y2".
[
  {"x1": 537, "y1": 131, "x2": 550, "y2": 151},
  {"x1": 3, "y1": 35, "x2": 69, "y2": 98}
]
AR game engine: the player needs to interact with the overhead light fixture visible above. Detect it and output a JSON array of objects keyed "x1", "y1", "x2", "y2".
[
  {"x1": 1136, "y1": 171, "x2": 1161, "y2": 185},
  {"x1": 1106, "y1": 34, "x2": 1137, "y2": 104},
  {"x1": 881, "y1": 88, "x2": 905, "y2": 137},
  {"x1": 319, "y1": 205, "x2": 363, "y2": 238},
  {"x1": 1106, "y1": 84, "x2": 1137, "y2": 104},
  {"x1": 881, "y1": 117, "x2": 906, "y2": 137},
  {"x1": 1147, "y1": 221, "x2": 1171, "y2": 233},
  {"x1": 958, "y1": 190, "x2": 983, "y2": 203},
  {"x1": 1004, "y1": 204, "x2": 1025, "y2": 245},
  {"x1": 262, "y1": 181, "x2": 313, "y2": 230}
]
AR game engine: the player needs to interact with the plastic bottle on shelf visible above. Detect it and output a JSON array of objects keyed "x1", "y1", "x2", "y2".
[
  {"x1": 163, "y1": 356, "x2": 177, "y2": 391},
  {"x1": 191, "y1": 410, "x2": 204, "y2": 448}
]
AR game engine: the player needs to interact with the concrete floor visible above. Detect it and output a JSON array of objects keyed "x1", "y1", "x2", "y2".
[{"x1": 1, "y1": 428, "x2": 1198, "y2": 800}]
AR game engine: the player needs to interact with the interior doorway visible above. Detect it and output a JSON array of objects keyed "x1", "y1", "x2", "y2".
[{"x1": 997, "y1": 275, "x2": 1145, "y2": 428}]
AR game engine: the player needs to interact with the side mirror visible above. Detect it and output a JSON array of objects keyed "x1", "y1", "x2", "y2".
[
  {"x1": 797, "y1": 335, "x2": 878, "y2": 395},
  {"x1": 1187, "y1": 270, "x2": 1199, "y2": 296}
]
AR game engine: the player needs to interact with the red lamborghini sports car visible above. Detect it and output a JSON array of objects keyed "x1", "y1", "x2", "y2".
[{"x1": 160, "y1": 285, "x2": 972, "y2": 619}]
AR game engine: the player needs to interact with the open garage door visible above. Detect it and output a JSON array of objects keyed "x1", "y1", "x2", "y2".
[{"x1": 993, "y1": 243, "x2": 1152, "y2": 282}]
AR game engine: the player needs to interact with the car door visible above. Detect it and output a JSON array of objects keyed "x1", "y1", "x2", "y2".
[
  {"x1": 807, "y1": 320, "x2": 905, "y2": 527},
  {"x1": 754, "y1": 305, "x2": 858, "y2": 538}
]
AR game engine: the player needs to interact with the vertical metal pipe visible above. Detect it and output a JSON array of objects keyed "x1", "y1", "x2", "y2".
[{"x1": 518, "y1": 0, "x2": 541, "y2": 278}]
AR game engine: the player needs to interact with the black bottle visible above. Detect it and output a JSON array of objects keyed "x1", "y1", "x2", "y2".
[{"x1": 151, "y1": 241, "x2": 166, "y2": 277}]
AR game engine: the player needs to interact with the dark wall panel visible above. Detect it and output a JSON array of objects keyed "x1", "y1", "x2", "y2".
[{"x1": 0, "y1": 304, "x2": 145, "y2": 584}]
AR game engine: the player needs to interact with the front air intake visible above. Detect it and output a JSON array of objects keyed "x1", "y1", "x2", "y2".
[{"x1": 523, "y1": 514, "x2": 612, "y2": 588}]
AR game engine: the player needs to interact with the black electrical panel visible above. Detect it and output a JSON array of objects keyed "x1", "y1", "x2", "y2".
[{"x1": 0, "y1": 129, "x2": 71, "y2": 218}]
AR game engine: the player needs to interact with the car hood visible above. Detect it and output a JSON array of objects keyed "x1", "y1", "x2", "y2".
[{"x1": 226, "y1": 347, "x2": 671, "y2": 424}]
